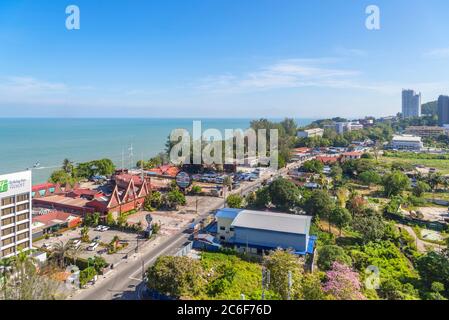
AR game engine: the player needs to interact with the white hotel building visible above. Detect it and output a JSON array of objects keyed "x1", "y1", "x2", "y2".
[{"x1": 0, "y1": 171, "x2": 33, "y2": 259}]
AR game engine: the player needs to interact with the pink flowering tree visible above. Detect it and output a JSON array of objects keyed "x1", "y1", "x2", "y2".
[{"x1": 323, "y1": 261, "x2": 366, "y2": 300}]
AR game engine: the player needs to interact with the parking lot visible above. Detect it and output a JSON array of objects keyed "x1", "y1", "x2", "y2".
[{"x1": 34, "y1": 226, "x2": 146, "y2": 266}]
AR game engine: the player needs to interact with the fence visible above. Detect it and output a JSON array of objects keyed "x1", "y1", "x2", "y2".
[{"x1": 173, "y1": 241, "x2": 193, "y2": 257}]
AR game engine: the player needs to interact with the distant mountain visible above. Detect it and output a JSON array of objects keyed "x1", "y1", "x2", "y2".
[{"x1": 422, "y1": 101, "x2": 438, "y2": 116}]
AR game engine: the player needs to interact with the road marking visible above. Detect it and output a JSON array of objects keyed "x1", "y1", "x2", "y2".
[{"x1": 128, "y1": 276, "x2": 141, "y2": 282}]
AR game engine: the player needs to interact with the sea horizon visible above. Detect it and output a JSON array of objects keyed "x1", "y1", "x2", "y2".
[{"x1": 0, "y1": 117, "x2": 316, "y2": 184}]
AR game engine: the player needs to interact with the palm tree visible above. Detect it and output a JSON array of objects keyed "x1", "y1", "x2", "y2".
[
  {"x1": 80, "y1": 226, "x2": 90, "y2": 242},
  {"x1": 51, "y1": 241, "x2": 72, "y2": 269},
  {"x1": 62, "y1": 158, "x2": 74, "y2": 175},
  {"x1": 68, "y1": 244, "x2": 83, "y2": 267}
]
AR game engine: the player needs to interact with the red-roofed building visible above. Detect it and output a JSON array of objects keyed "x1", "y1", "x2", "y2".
[
  {"x1": 66, "y1": 188, "x2": 103, "y2": 200},
  {"x1": 87, "y1": 179, "x2": 151, "y2": 217},
  {"x1": 32, "y1": 211, "x2": 82, "y2": 239},
  {"x1": 114, "y1": 174, "x2": 145, "y2": 189},
  {"x1": 148, "y1": 165, "x2": 180, "y2": 177},
  {"x1": 316, "y1": 156, "x2": 340, "y2": 165}
]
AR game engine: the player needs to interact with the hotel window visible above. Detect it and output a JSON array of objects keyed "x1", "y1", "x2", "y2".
[
  {"x1": 1, "y1": 206, "x2": 15, "y2": 216},
  {"x1": 17, "y1": 223, "x2": 29, "y2": 232},
  {"x1": 1, "y1": 217, "x2": 15, "y2": 226},
  {"x1": 2, "y1": 247, "x2": 15, "y2": 257},
  {"x1": 16, "y1": 213, "x2": 29, "y2": 222},
  {"x1": 1, "y1": 227, "x2": 15, "y2": 237},
  {"x1": 17, "y1": 232, "x2": 29, "y2": 242},
  {"x1": 220, "y1": 226, "x2": 225, "y2": 231},
  {"x1": 2, "y1": 236, "x2": 15, "y2": 247},
  {"x1": 16, "y1": 203, "x2": 29, "y2": 212},
  {"x1": 1, "y1": 196, "x2": 14, "y2": 206},
  {"x1": 16, "y1": 193, "x2": 29, "y2": 202}
]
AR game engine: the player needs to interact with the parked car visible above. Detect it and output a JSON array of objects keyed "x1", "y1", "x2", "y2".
[
  {"x1": 87, "y1": 242, "x2": 99, "y2": 251},
  {"x1": 71, "y1": 239, "x2": 81, "y2": 249},
  {"x1": 92, "y1": 236, "x2": 101, "y2": 242},
  {"x1": 42, "y1": 243, "x2": 53, "y2": 249},
  {"x1": 95, "y1": 225, "x2": 104, "y2": 231},
  {"x1": 100, "y1": 226, "x2": 110, "y2": 232}
]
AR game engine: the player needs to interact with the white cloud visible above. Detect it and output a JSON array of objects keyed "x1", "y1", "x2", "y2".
[
  {"x1": 424, "y1": 48, "x2": 449, "y2": 59},
  {"x1": 334, "y1": 47, "x2": 368, "y2": 57},
  {"x1": 195, "y1": 58, "x2": 361, "y2": 93}
]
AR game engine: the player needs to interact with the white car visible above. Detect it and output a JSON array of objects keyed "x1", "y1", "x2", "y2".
[
  {"x1": 95, "y1": 225, "x2": 104, "y2": 231},
  {"x1": 100, "y1": 226, "x2": 110, "y2": 232},
  {"x1": 42, "y1": 243, "x2": 53, "y2": 250},
  {"x1": 87, "y1": 242, "x2": 99, "y2": 251},
  {"x1": 71, "y1": 239, "x2": 81, "y2": 249}
]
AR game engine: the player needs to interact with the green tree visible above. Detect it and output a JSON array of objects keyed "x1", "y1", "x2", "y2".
[
  {"x1": 144, "y1": 191, "x2": 163, "y2": 211},
  {"x1": 299, "y1": 272, "x2": 330, "y2": 300},
  {"x1": 382, "y1": 171, "x2": 411, "y2": 197},
  {"x1": 62, "y1": 158, "x2": 74, "y2": 175},
  {"x1": 417, "y1": 251, "x2": 449, "y2": 298},
  {"x1": 226, "y1": 194, "x2": 244, "y2": 209},
  {"x1": 302, "y1": 160, "x2": 324, "y2": 174},
  {"x1": 247, "y1": 187, "x2": 271, "y2": 209},
  {"x1": 190, "y1": 185, "x2": 202, "y2": 195},
  {"x1": 330, "y1": 207, "x2": 352, "y2": 235},
  {"x1": 359, "y1": 170, "x2": 381, "y2": 186},
  {"x1": 263, "y1": 249, "x2": 303, "y2": 300},
  {"x1": 146, "y1": 256, "x2": 206, "y2": 299},
  {"x1": 303, "y1": 189, "x2": 335, "y2": 219},
  {"x1": 79, "y1": 267, "x2": 97, "y2": 287},
  {"x1": 268, "y1": 178, "x2": 301, "y2": 212},
  {"x1": 106, "y1": 212, "x2": 115, "y2": 225},
  {"x1": 330, "y1": 164, "x2": 343, "y2": 187},
  {"x1": 317, "y1": 245, "x2": 352, "y2": 271},
  {"x1": 49, "y1": 169, "x2": 74, "y2": 185},
  {"x1": 351, "y1": 209, "x2": 386, "y2": 243},
  {"x1": 412, "y1": 181, "x2": 431, "y2": 198},
  {"x1": 80, "y1": 226, "x2": 90, "y2": 242},
  {"x1": 166, "y1": 189, "x2": 187, "y2": 210}
]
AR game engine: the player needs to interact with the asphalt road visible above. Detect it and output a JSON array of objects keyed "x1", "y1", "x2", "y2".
[{"x1": 71, "y1": 162, "x2": 305, "y2": 300}]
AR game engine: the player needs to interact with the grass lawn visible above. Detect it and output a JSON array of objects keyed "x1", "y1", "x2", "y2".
[{"x1": 379, "y1": 156, "x2": 449, "y2": 174}]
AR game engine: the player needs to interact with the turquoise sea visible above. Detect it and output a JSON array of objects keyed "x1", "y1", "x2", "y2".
[{"x1": 0, "y1": 118, "x2": 315, "y2": 184}]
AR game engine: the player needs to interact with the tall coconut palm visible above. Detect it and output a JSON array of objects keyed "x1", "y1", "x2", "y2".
[
  {"x1": 62, "y1": 158, "x2": 74, "y2": 175},
  {"x1": 51, "y1": 241, "x2": 72, "y2": 269}
]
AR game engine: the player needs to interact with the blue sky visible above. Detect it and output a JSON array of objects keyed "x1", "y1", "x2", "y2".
[{"x1": 0, "y1": 0, "x2": 449, "y2": 118}]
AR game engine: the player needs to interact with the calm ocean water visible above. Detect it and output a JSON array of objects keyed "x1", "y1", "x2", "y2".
[{"x1": 0, "y1": 118, "x2": 314, "y2": 184}]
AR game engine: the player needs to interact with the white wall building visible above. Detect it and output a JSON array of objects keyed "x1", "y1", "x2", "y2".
[
  {"x1": 391, "y1": 135, "x2": 423, "y2": 151},
  {"x1": 297, "y1": 128, "x2": 324, "y2": 138},
  {"x1": 0, "y1": 171, "x2": 33, "y2": 259},
  {"x1": 402, "y1": 89, "x2": 421, "y2": 118}
]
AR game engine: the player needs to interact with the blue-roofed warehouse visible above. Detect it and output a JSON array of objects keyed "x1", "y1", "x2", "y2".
[{"x1": 215, "y1": 208, "x2": 316, "y2": 256}]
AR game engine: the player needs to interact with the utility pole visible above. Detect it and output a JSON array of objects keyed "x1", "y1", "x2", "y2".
[
  {"x1": 261, "y1": 267, "x2": 270, "y2": 300},
  {"x1": 287, "y1": 270, "x2": 292, "y2": 300}
]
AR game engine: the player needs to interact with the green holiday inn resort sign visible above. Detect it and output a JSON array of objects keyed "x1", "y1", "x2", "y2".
[{"x1": 0, "y1": 180, "x2": 8, "y2": 193}]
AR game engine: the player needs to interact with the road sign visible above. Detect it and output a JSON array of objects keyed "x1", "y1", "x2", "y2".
[{"x1": 175, "y1": 171, "x2": 191, "y2": 189}]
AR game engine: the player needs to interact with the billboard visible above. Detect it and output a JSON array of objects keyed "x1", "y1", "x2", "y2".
[{"x1": 0, "y1": 171, "x2": 32, "y2": 198}]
